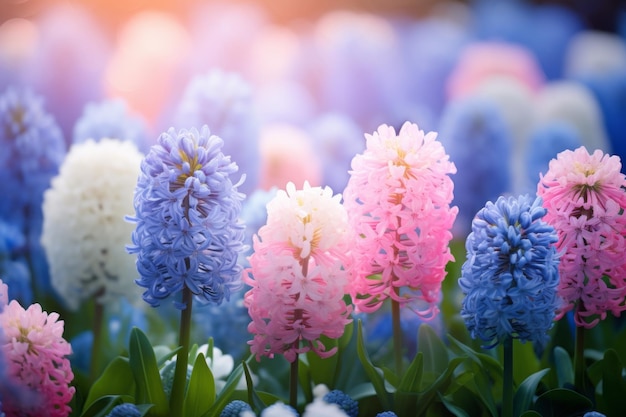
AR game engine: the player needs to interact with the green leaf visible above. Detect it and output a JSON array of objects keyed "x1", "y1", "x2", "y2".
[
  {"x1": 553, "y1": 347, "x2": 574, "y2": 388},
  {"x1": 599, "y1": 348, "x2": 626, "y2": 416},
  {"x1": 203, "y1": 360, "x2": 245, "y2": 417},
  {"x1": 519, "y1": 411, "x2": 543, "y2": 417},
  {"x1": 183, "y1": 353, "x2": 215, "y2": 417},
  {"x1": 80, "y1": 395, "x2": 123, "y2": 417},
  {"x1": 244, "y1": 360, "x2": 267, "y2": 411},
  {"x1": 306, "y1": 337, "x2": 339, "y2": 388},
  {"x1": 398, "y1": 352, "x2": 424, "y2": 392},
  {"x1": 83, "y1": 357, "x2": 136, "y2": 412},
  {"x1": 513, "y1": 368, "x2": 549, "y2": 416},
  {"x1": 356, "y1": 320, "x2": 392, "y2": 410},
  {"x1": 128, "y1": 327, "x2": 169, "y2": 416},
  {"x1": 439, "y1": 393, "x2": 471, "y2": 417},
  {"x1": 418, "y1": 324, "x2": 449, "y2": 376},
  {"x1": 533, "y1": 388, "x2": 592, "y2": 417}
]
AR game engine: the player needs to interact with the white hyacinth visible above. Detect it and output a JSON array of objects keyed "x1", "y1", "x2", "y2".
[{"x1": 41, "y1": 138, "x2": 143, "y2": 310}]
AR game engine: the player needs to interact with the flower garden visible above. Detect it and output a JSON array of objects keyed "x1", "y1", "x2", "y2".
[{"x1": 1, "y1": 1, "x2": 626, "y2": 416}]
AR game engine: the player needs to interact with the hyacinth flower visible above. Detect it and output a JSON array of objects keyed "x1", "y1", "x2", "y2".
[
  {"x1": 127, "y1": 125, "x2": 246, "y2": 416},
  {"x1": 537, "y1": 146, "x2": 626, "y2": 389},
  {"x1": 459, "y1": 195, "x2": 560, "y2": 417},
  {"x1": 0, "y1": 280, "x2": 75, "y2": 417},
  {"x1": 244, "y1": 182, "x2": 353, "y2": 407},
  {"x1": 342, "y1": 121, "x2": 457, "y2": 374},
  {"x1": 41, "y1": 137, "x2": 144, "y2": 380},
  {"x1": 0, "y1": 87, "x2": 65, "y2": 298},
  {"x1": 72, "y1": 99, "x2": 149, "y2": 150},
  {"x1": 0, "y1": 221, "x2": 32, "y2": 305},
  {"x1": 172, "y1": 69, "x2": 261, "y2": 194}
]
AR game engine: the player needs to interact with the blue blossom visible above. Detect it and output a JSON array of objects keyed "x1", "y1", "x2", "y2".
[
  {"x1": 459, "y1": 195, "x2": 560, "y2": 352},
  {"x1": 73, "y1": 99, "x2": 148, "y2": 150},
  {"x1": 220, "y1": 400, "x2": 252, "y2": 417},
  {"x1": 105, "y1": 403, "x2": 141, "y2": 417},
  {"x1": 172, "y1": 69, "x2": 260, "y2": 194},
  {"x1": 127, "y1": 126, "x2": 246, "y2": 309},
  {"x1": 0, "y1": 221, "x2": 31, "y2": 305},
  {"x1": 375, "y1": 413, "x2": 398, "y2": 417},
  {"x1": 438, "y1": 96, "x2": 512, "y2": 237},
  {"x1": 323, "y1": 390, "x2": 358, "y2": 417}
]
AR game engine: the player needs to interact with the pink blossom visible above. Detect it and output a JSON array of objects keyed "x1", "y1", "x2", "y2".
[
  {"x1": 244, "y1": 182, "x2": 352, "y2": 362},
  {"x1": 538, "y1": 146, "x2": 626, "y2": 328},
  {"x1": 0, "y1": 300, "x2": 75, "y2": 417},
  {"x1": 343, "y1": 122, "x2": 457, "y2": 318}
]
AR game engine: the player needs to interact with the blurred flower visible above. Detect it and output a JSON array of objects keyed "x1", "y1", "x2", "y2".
[
  {"x1": 0, "y1": 221, "x2": 31, "y2": 305},
  {"x1": 0, "y1": 86, "x2": 65, "y2": 294},
  {"x1": 459, "y1": 195, "x2": 560, "y2": 351},
  {"x1": 0, "y1": 300, "x2": 74, "y2": 417},
  {"x1": 524, "y1": 122, "x2": 582, "y2": 190},
  {"x1": 323, "y1": 389, "x2": 358, "y2": 417},
  {"x1": 172, "y1": 69, "x2": 261, "y2": 194},
  {"x1": 438, "y1": 96, "x2": 512, "y2": 236},
  {"x1": 245, "y1": 182, "x2": 352, "y2": 362},
  {"x1": 262, "y1": 403, "x2": 299, "y2": 417},
  {"x1": 72, "y1": 99, "x2": 149, "y2": 150},
  {"x1": 41, "y1": 138, "x2": 143, "y2": 311},
  {"x1": 105, "y1": 403, "x2": 141, "y2": 417},
  {"x1": 564, "y1": 30, "x2": 626, "y2": 78},
  {"x1": 258, "y1": 124, "x2": 322, "y2": 190},
  {"x1": 127, "y1": 126, "x2": 245, "y2": 309},
  {"x1": 343, "y1": 122, "x2": 457, "y2": 317},
  {"x1": 537, "y1": 147, "x2": 626, "y2": 328},
  {"x1": 308, "y1": 113, "x2": 364, "y2": 193}
]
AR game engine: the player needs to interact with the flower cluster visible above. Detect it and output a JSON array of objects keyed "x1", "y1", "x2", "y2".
[
  {"x1": 245, "y1": 182, "x2": 352, "y2": 362},
  {"x1": 127, "y1": 126, "x2": 246, "y2": 309},
  {"x1": 343, "y1": 122, "x2": 457, "y2": 317},
  {"x1": 537, "y1": 146, "x2": 626, "y2": 328},
  {"x1": 0, "y1": 285, "x2": 74, "y2": 417},
  {"x1": 41, "y1": 138, "x2": 144, "y2": 310},
  {"x1": 459, "y1": 195, "x2": 560, "y2": 350}
]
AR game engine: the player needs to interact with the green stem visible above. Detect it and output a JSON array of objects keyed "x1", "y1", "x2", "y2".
[
  {"x1": 289, "y1": 353, "x2": 299, "y2": 410},
  {"x1": 574, "y1": 324, "x2": 586, "y2": 391},
  {"x1": 391, "y1": 296, "x2": 403, "y2": 378},
  {"x1": 90, "y1": 297, "x2": 105, "y2": 382},
  {"x1": 170, "y1": 286, "x2": 193, "y2": 416},
  {"x1": 502, "y1": 337, "x2": 514, "y2": 417}
]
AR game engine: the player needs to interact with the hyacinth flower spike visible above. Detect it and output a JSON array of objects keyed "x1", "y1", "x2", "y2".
[
  {"x1": 343, "y1": 121, "x2": 457, "y2": 375},
  {"x1": 244, "y1": 182, "x2": 353, "y2": 408},
  {"x1": 127, "y1": 126, "x2": 246, "y2": 416},
  {"x1": 537, "y1": 146, "x2": 626, "y2": 391},
  {"x1": 459, "y1": 195, "x2": 560, "y2": 417}
]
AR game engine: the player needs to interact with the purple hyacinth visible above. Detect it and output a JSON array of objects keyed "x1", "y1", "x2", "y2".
[{"x1": 127, "y1": 126, "x2": 246, "y2": 309}]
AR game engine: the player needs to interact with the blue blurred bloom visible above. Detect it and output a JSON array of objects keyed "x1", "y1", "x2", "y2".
[
  {"x1": 323, "y1": 390, "x2": 358, "y2": 417},
  {"x1": 127, "y1": 126, "x2": 246, "y2": 309},
  {"x1": 172, "y1": 69, "x2": 260, "y2": 194},
  {"x1": 105, "y1": 403, "x2": 141, "y2": 417},
  {"x1": 219, "y1": 400, "x2": 252, "y2": 417},
  {"x1": 376, "y1": 413, "x2": 398, "y2": 417},
  {"x1": 0, "y1": 221, "x2": 31, "y2": 305},
  {"x1": 459, "y1": 195, "x2": 560, "y2": 352},
  {"x1": 438, "y1": 96, "x2": 512, "y2": 237},
  {"x1": 524, "y1": 122, "x2": 582, "y2": 191},
  {"x1": 73, "y1": 99, "x2": 148, "y2": 150}
]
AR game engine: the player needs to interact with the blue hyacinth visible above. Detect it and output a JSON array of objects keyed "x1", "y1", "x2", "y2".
[
  {"x1": 0, "y1": 221, "x2": 31, "y2": 305},
  {"x1": 219, "y1": 400, "x2": 252, "y2": 417},
  {"x1": 323, "y1": 390, "x2": 358, "y2": 417},
  {"x1": 376, "y1": 412, "x2": 398, "y2": 417},
  {"x1": 73, "y1": 99, "x2": 148, "y2": 150},
  {"x1": 105, "y1": 403, "x2": 141, "y2": 417},
  {"x1": 459, "y1": 195, "x2": 560, "y2": 352},
  {"x1": 127, "y1": 125, "x2": 246, "y2": 309}
]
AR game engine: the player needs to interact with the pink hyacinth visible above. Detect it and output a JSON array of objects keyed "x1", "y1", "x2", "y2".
[
  {"x1": 537, "y1": 146, "x2": 626, "y2": 328},
  {"x1": 0, "y1": 299, "x2": 75, "y2": 417},
  {"x1": 244, "y1": 182, "x2": 352, "y2": 362},
  {"x1": 343, "y1": 122, "x2": 458, "y2": 317}
]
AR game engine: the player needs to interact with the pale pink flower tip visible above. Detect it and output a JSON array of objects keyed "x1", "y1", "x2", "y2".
[
  {"x1": 343, "y1": 121, "x2": 458, "y2": 317},
  {"x1": 538, "y1": 146, "x2": 626, "y2": 328},
  {"x1": 244, "y1": 181, "x2": 353, "y2": 362},
  {"x1": 0, "y1": 300, "x2": 75, "y2": 417}
]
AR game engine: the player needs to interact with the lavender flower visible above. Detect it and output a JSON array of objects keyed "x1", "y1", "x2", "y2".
[
  {"x1": 459, "y1": 195, "x2": 560, "y2": 352},
  {"x1": 72, "y1": 99, "x2": 148, "y2": 150},
  {"x1": 127, "y1": 126, "x2": 246, "y2": 309},
  {"x1": 172, "y1": 70, "x2": 260, "y2": 194}
]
